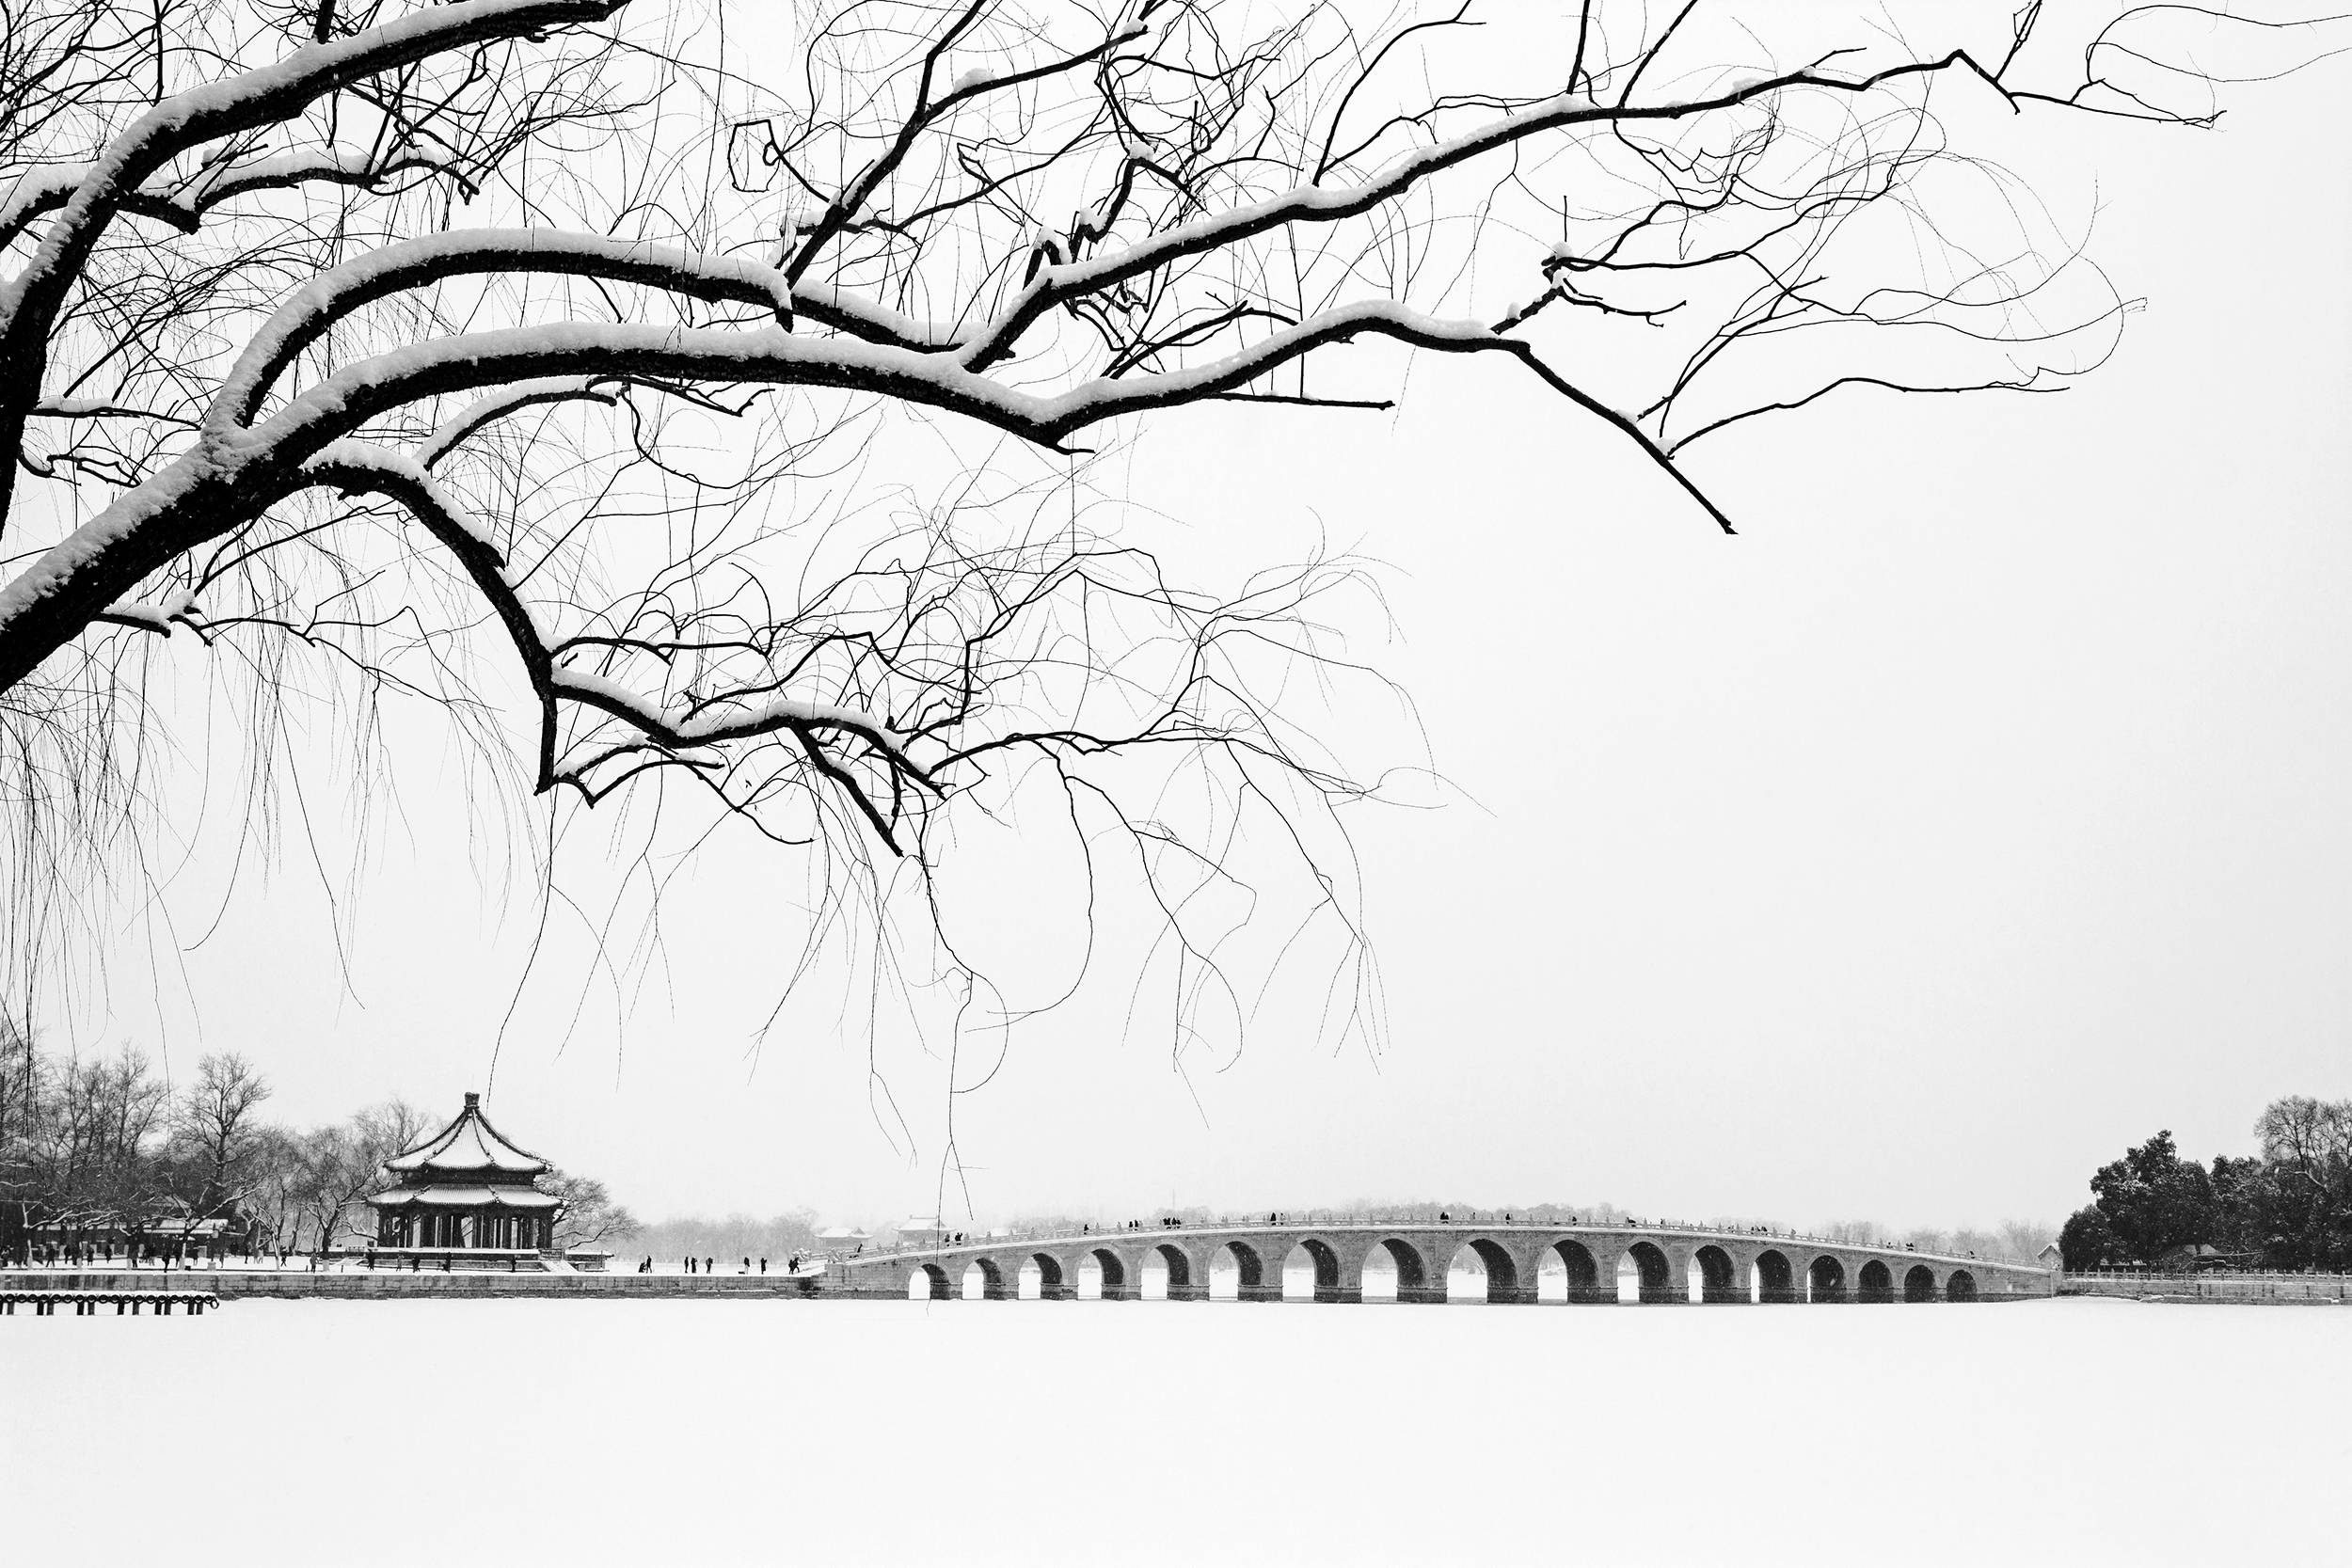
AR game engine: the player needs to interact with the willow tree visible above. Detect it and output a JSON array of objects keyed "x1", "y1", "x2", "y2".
[{"x1": 0, "y1": 1, "x2": 2319, "y2": 1054}]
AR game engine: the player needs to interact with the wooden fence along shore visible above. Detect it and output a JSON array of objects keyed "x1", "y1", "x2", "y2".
[{"x1": 2, "y1": 1286, "x2": 219, "y2": 1315}]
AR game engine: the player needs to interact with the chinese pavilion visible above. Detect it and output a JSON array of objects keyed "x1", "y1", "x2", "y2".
[{"x1": 367, "y1": 1092, "x2": 561, "y2": 1254}]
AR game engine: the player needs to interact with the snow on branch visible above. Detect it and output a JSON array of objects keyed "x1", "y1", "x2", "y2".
[
  {"x1": 220, "y1": 229, "x2": 800, "y2": 424},
  {"x1": 0, "y1": 0, "x2": 2332, "y2": 1054},
  {"x1": 295, "y1": 439, "x2": 921, "y2": 847}
]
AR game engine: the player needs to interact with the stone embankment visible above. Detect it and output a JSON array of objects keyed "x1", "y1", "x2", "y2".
[
  {"x1": 2061, "y1": 1272, "x2": 2348, "y2": 1304},
  {"x1": 0, "y1": 1269, "x2": 822, "y2": 1301}
]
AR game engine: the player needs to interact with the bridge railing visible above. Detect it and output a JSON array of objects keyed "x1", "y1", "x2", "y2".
[{"x1": 2064, "y1": 1267, "x2": 2352, "y2": 1281}]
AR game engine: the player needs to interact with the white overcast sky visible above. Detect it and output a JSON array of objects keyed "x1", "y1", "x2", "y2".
[{"x1": 28, "y1": 6, "x2": 2352, "y2": 1234}]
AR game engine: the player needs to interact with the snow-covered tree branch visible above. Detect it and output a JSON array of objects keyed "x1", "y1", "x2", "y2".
[{"x1": 0, "y1": 0, "x2": 2336, "y2": 1062}]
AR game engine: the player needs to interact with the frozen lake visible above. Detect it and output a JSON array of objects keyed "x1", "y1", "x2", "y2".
[{"x1": 4, "y1": 1296, "x2": 2343, "y2": 1565}]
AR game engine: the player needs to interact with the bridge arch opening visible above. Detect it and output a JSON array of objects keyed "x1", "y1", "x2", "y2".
[
  {"x1": 907, "y1": 1262, "x2": 951, "y2": 1301},
  {"x1": 1691, "y1": 1245, "x2": 1740, "y2": 1304},
  {"x1": 1281, "y1": 1239, "x2": 1343, "y2": 1302},
  {"x1": 1620, "y1": 1242, "x2": 1675, "y2": 1304},
  {"x1": 1019, "y1": 1253, "x2": 1068, "y2": 1301},
  {"x1": 1208, "y1": 1241, "x2": 1278, "y2": 1302},
  {"x1": 1443, "y1": 1243, "x2": 1483, "y2": 1302},
  {"x1": 1946, "y1": 1269, "x2": 1978, "y2": 1302},
  {"x1": 1857, "y1": 1259, "x2": 1894, "y2": 1304},
  {"x1": 1807, "y1": 1256, "x2": 1848, "y2": 1303},
  {"x1": 1077, "y1": 1248, "x2": 1128, "y2": 1301},
  {"x1": 1538, "y1": 1240, "x2": 1603, "y2": 1303},
  {"x1": 1443, "y1": 1238, "x2": 1520, "y2": 1303},
  {"x1": 1903, "y1": 1264, "x2": 1936, "y2": 1303},
  {"x1": 1753, "y1": 1249, "x2": 1796, "y2": 1304},
  {"x1": 1140, "y1": 1243, "x2": 1199, "y2": 1301},
  {"x1": 1359, "y1": 1238, "x2": 1433, "y2": 1303},
  {"x1": 960, "y1": 1257, "x2": 1009, "y2": 1301}
]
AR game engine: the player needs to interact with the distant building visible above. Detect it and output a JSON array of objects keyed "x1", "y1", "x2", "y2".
[
  {"x1": 890, "y1": 1218, "x2": 947, "y2": 1248},
  {"x1": 2157, "y1": 1243, "x2": 2251, "y2": 1273},
  {"x1": 30, "y1": 1214, "x2": 241, "y2": 1259},
  {"x1": 814, "y1": 1226, "x2": 872, "y2": 1254},
  {"x1": 366, "y1": 1092, "x2": 562, "y2": 1257}
]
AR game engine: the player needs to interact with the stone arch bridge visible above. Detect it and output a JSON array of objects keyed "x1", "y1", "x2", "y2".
[{"x1": 831, "y1": 1221, "x2": 2052, "y2": 1305}]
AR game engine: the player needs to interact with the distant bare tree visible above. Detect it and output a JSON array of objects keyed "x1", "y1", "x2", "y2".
[
  {"x1": 2254, "y1": 1095, "x2": 2352, "y2": 1263},
  {"x1": 1998, "y1": 1218, "x2": 2057, "y2": 1261},
  {"x1": 38, "y1": 1047, "x2": 172, "y2": 1241},
  {"x1": 545, "y1": 1166, "x2": 641, "y2": 1250},
  {"x1": 169, "y1": 1051, "x2": 273, "y2": 1217},
  {"x1": 288, "y1": 1126, "x2": 366, "y2": 1254},
  {"x1": 356, "y1": 1098, "x2": 434, "y2": 1166},
  {"x1": 291, "y1": 1096, "x2": 428, "y2": 1253},
  {"x1": 0, "y1": 1009, "x2": 40, "y2": 1255},
  {"x1": 0, "y1": 0, "x2": 2337, "y2": 1072},
  {"x1": 0, "y1": 1011, "x2": 38, "y2": 1178},
  {"x1": 240, "y1": 1122, "x2": 308, "y2": 1255},
  {"x1": 628, "y1": 1209, "x2": 818, "y2": 1264},
  {"x1": 2255, "y1": 1096, "x2": 2352, "y2": 1179}
]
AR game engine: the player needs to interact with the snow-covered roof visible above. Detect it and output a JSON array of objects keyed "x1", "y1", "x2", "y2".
[
  {"x1": 365, "y1": 1186, "x2": 560, "y2": 1210},
  {"x1": 384, "y1": 1092, "x2": 549, "y2": 1179},
  {"x1": 813, "y1": 1227, "x2": 871, "y2": 1243}
]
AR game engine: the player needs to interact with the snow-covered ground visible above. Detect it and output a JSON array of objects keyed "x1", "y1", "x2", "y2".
[{"x1": 3, "y1": 1297, "x2": 2342, "y2": 1565}]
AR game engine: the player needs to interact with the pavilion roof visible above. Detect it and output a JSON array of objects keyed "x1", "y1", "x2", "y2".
[
  {"x1": 384, "y1": 1093, "x2": 550, "y2": 1180},
  {"x1": 365, "y1": 1186, "x2": 560, "y2": 1211}
]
